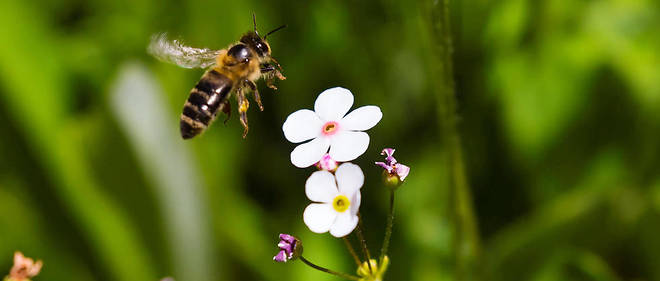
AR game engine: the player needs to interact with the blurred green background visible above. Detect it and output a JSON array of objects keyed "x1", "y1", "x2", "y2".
[{"x1": 1, "y1": 0, "x2": 660, "y2": 280}]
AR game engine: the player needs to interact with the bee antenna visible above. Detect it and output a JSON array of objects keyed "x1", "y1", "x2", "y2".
[
  {"x1": 252, "y1": 13, "x2": 259, "y2": 35},
  {"x1": 264, "y1": 24, "x2": 287, "y2": 40}
]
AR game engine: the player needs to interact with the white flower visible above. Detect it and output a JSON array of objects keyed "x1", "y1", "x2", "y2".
[
  {"x1": 303, "y1": 163, "x2": 364, "y2": 237},
  {"x1": 283, "y1": 87, "x2": 382, "y2": 168}
]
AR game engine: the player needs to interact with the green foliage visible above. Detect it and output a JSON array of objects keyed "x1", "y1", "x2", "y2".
[{"x1": 1, "y1": 0, "x2": 659, "y2": 280}]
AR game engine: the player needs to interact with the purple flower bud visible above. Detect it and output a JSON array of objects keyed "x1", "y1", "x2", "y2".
[
  {"x1": 273, "y1": 233, "x2": 302, "y2": 262},
  {"x1": 375, "y1": 148, "x2": 410, "y2": 186}
]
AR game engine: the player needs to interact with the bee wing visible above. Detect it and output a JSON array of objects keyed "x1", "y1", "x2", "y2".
[{"x1": 148, "y1": 33, "x2": 221, "y2": 69}]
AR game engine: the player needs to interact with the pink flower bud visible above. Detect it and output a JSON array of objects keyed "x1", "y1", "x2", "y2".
[{"x1": 315, "y1": 154, "x2": 338, "y2": 172}]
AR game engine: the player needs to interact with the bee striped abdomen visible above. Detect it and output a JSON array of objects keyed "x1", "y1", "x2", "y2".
[{"x1": 180, "y1": 69, "x2": 233, "y2": 139}]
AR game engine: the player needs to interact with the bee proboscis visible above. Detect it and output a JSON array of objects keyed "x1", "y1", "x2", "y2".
[{"x1": 148, "y1": 15, "x2": 286, "y2": 139}]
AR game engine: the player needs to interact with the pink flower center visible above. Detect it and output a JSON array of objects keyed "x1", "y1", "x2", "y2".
[{"x1": 321, "y1": 121, "x2": 340, "y2": 136}]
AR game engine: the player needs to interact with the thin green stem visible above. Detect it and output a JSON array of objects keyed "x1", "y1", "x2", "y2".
[
  {"x1": 355, "y1": 212, "x2": 373, "y2": 274},
  {"x1": 343, "y1": 236, "x2": 362, "y2": 267},
  {"x1": 299, "y1": 256, "x2": 360, "y2": 281},
  {"x1": 379, "y1": 189, "x2": 395, "y2": 262},
  {"x1": 425, "y1": 0, "x2": 481, "y2": 280}
]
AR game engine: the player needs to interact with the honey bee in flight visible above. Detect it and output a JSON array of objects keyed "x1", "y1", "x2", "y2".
[{"x1": 148, "y1": 15, "x2": 286, "y2": 139}]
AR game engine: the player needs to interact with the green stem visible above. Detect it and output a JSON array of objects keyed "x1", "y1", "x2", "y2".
[
  {"x1": 343, "y1": 236, "x2": 362, "y2": 266},
  {"x1": 355, "y1": 212, "x2": 373, "y2": 273},
  {"x1": 425, "y1": 0, "x2": 481, "y2": 280},
  {"x1": 299, "y1": 256, "x2": 360, "y2": 281},
  {"x1": 379, "y1": 189, "x2": 395, "y2": 262}
]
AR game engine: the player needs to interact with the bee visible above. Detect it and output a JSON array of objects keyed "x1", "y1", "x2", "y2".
[{"x1": 148, "y1": 15, "x2": 286, "y2": 139}]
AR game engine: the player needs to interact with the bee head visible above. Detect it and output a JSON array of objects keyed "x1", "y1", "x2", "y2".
[
  {"x1": 240, "y1": 32, "x2": 271, "y2": 58},
  {"x1": 244, "y1": 14, "x2": 286, "y2": 58}
]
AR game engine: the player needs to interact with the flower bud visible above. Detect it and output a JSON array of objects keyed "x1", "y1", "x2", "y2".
[
  {"x1": 356, "y1": 256, "x2": 389, "y2": 281},
  {"x1": 7, "y1": 252, "x2": 42, "y2": 281},
  {"x1": 382, "y1": 170, "x2": 401, "y2": 188},
  {"x1": 315, "y1": 154, "x2": 338, "y2": 172},
  {"x1": 375, "y1": 148, "x2": 410, "y2": 189},
  {"x1": 273, "y1": 234, "x2": 303, "y2": 262}
]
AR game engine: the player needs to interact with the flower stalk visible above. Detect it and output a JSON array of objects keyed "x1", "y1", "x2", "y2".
[
  {"x1": 343, "y1": 237, "x2": 362, "y2": 266},
  {"x1": 379, "y1": 189, "x2": 395, "y2": 262},
  {"x1": 299, "y1": 256, "x2": 360, "y2": 281},
  {"x1": 355, "y1": 213, "x2": 373, "y2": 274}
]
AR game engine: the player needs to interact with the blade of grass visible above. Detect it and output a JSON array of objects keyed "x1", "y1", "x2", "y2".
[
  {"x1": 423, "y1": 0, "x2": 481, "y2": 280},
  {"x1": 110, "y1": 62, "x2": 216, "y2": 281},
  {"x1": 0, "y1": 1, "x2": 157, "y2": 280}
]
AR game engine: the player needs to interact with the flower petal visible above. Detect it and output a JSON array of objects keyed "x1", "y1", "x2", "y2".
[
  {"x1": 329, "y1": 131, "x2": 369, "y2": 162},
  {"x1": 349, "y1": 190, "x2": 361, "y2": 215},
  {"x1": 314, "y1": 87, "x2": 354, "y2": 121},
  {"x1": 395, "y1": 163, "x2": 411, "y2": 181},
  {"x1": 335, "y1": 163, "x2": 364, "y2": 195},
  {"x1": 282, "y1": 109, "x2": 323, "y2": 143},
  {"x1": 278, "y1": 242, "x2": 292, "y2": 253},
  {"x1": 291, "y1": 137, "x2": 330, "y2": 168},
  {"x1": 381, "y1": 148, "x2": 395, "y2": 157},
  {"x1": 273, "y1": 250, "x2": 288, "y2": 262},
  {"x1": 279, "y1": 234, "x2": 296, "y2": 244},
  {"x1": 305, "y1": 170, "x2": 339, "y2": 203},
  {"x1": 329, "y1": 212, "x2": 358, "y2": 237},
  {"x1": 375, "y1": 161, "x2": 393, "y2": 173},
  {"x1": 303, "y1": 203, "x2": 337, "y2": 234},
  {"x1": 340, "y1": 106, "x2": 382, "y2": 131},
  {"x1": 380, "y1": 148, "x2": 397, "y2": 165}
]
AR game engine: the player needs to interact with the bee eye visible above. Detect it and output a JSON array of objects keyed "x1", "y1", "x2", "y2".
[
  {"x1": 256, "y1": 42, "x2": 269, "y2": 56},
  {"x1": 228, "y1": 44, "x2": 251, "y2": 61}
]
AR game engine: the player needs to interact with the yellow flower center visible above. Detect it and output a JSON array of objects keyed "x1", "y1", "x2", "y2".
[{"x1": 332, "y1": 195, "x2": 350, "y2": 213}]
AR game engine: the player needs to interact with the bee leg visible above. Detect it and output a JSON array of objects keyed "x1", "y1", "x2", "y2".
[
  {"x1": 244, "y1": 79, "x2": 263, "y2": 111},
  {"x1": 264, "y1": 70, "x2": 284, "y2": 90},
  {"x1": 260, "y1": 64, "x2": 275, "y2": 73},
  {"x1": 268, "y1": 59, "x2": 286, "y2": 80},
  {"x1": 261, "y1": 64, "x2": 277, "y2": 88},
  {"x1": 260, "y1": 63, "x2": 285, "y2": 90},
  {"x1": 270, "y1": 57, "x2": 283, "y2": 71},
  {"x1": 267, "y1": 80, "x2": 277, "y2": 90},
  {"x1": 237, "y1": 90, "x2": 250, "y2": 138},
  {"x1": 267, "y1": 69, "x2": 286, "y2": 90},
  {"x1": 222, "y1": 100, "x2": 231, "y2": 124},
  {"x1": 254, "y1": 89, "x2": 264, "y2": 111},
  {"x1": 275, "y1": 69, "x2": 286, "y2": 80},
  {"x1": 264, "y1": 72, "x2": 277, "y2": 90}
]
